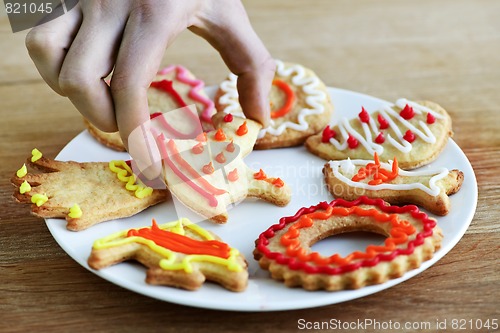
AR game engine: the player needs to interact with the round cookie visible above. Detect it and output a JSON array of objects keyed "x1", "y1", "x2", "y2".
[
  {"x1": 85, "y1": 65, "x2": 215, "y2": 151},
  {"x1": 254, "y1": 196, "x2": 443, "y2": 291},
  {"x1": 214, "y1": 60, "x2": 333, "y2": 149}
]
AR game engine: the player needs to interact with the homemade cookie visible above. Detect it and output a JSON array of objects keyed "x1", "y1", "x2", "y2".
[
  {"x1": 11, "y1": 149, "x2": 169, "y2": 231},
  {"x1": 305, "y1": 99, "x2": 453, "y2": 169},
  {"x1": 85, "y1": 64, "x2": 215, "y2": 150},
  {"x1": 323, "y1": 153, "x2": 464, "y2": 215},
  {"x1": 88, "y1": 218, "x2": 248, "y2": 292},
  {"x1": 254, "y1": 196, "x2": 443, "y2": 291},
  {"x1": 153, "y1": 114, "x2": 292, "y2": 223},
  {"x1": 215, "y1": 60, "x2": 333, "y2": 149}
]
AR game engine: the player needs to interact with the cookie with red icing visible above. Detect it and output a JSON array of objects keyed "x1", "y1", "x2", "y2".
[
  {"x1": 11, "y1": 149, "x2": 169, "y2": 231},
  {"x1": 214, "y1": 60, "x2": 333, "y2": 149},
  {"x1": 85, "y1": 64, "x2": 215, "y2": 151},
  {"x1": 323, "y1": 153, "x2": 464, "y2": 215},
  {"x1": 154, "y1": 113, "x2": 292, "y2": 223},
  {"x1": 254, "y1": 196, "x2": 443, "y2": 291},
  {"x1": 305, "y1": 99, "x2": 452, "y2": 169},
  {"x1": 88, "y1": 218, "x2": 248, "y2": 292}
]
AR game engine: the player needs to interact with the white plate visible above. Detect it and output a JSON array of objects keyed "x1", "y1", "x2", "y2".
[{"x1": 46, "y1": 87, "x2": 477, "y2": 312}]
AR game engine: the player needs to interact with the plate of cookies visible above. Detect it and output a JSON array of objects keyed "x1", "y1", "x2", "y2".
[{"x1": 12, "y1": 61, "x2": 477, "y2": 311}]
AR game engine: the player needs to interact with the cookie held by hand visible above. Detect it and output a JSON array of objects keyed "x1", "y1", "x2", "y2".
[
  {"x1": 12, "y1": 149, "x2": 169, "y2": 231},
  {"x1": 254, "y1": 196, "x2": 443, "y2": 291},
  {"x1": 155, "y1": 115, "x2": 292, "y2": 223},
  {"x1": 215, "y1": 60, "x2": 333, "y2": 149},
  {"x1": 88, "y1": 218, "x2": 248, "y2": 292},
  {"x1": 323, "y1": 153, "x2": 464, "y2": 215},
  {"x1": 306, "y1": 99, "x2": 453, "y2": 169}
]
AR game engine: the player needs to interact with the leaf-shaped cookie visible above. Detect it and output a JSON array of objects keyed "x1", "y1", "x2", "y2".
[{"x1": 306, "y1": 99, "x2": 453, "y2": 169}]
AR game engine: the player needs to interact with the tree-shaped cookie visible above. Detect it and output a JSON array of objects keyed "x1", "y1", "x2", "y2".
[{"x1": 152, "y1": 112, "x2": 292, "y2": 223}]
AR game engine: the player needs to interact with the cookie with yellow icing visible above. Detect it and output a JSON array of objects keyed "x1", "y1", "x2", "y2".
[
  {"x1": 11, "y1": 149, "x2": 169, "y2": 231},
  {"x1": 323, "y1": 153, "x2": 464, "y2": 215},
  {"x1": 88, "y1": 218, "x2": 248, "y2": 292},
  {"x1": 254, "y1": 196, "x2": 443, "y2": 291},
  {"x1": 155, "y1": 113, "x2": 292, "y2": 223},
  {"x1": 305, "y1": 99, "x2": 452, "y2": 169},
  {"x1": 214, "y1": 60, "x2": 333, "y2": 149},
  {"x1": 85, "y1": 65, "x2": 215, "y2": 151}
]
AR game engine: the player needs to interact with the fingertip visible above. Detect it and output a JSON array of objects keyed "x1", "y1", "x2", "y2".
[{"x1": 126, "y1": 120, "x2": 163, "y2": 181}]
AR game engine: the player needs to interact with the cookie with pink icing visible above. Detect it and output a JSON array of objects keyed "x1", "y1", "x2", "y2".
[
  {"x1": 214, "y1": 60, "x2": 333, "y2": 149},
  {"x1": 152, "y1": 113, "x2": 292, "y2": 224},
  {"x1": 306, "y1": 100, "x2": 453, "y2": 169},
  {"x1": 85, "y1": 65, "x2": 215, "y2": 151}
]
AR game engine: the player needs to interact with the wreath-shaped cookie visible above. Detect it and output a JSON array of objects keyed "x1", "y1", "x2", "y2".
[{"x1": 254, "y1": 196, "x2": 443, "y2": 291}]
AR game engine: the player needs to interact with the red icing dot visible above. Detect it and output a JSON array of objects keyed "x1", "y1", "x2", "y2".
[
  {"x1": 358, "y1": 107, "x2": 370, "y2": 123},
  {"x1": 375, "y1": 132, "x2": 385, "y2": 144},
  {"x1": 321, "y1": 126, "x2": 336, "y2": 143},
  {"x1": 226, "y1": 140, "x2": 235, "y2": 152},
  {"x1": 202, "y1": 162, "x2": 214, "y2": 175},
  {"x1": 228, "y1": 168, "x2": 239, "y2": 182},
  {"x1": 191, "y1": 143, "x2": 204, "y2": 154},
  {"x1": 426, "y1": 112, "x2": 436, "y2": 124},
  {"x1": 215, "y1": 152, "x2": 226, "y2": 164},
  {"x1": 223, "y1": 114, "x2": 233, "y2": 122},
  {"x1": 347, "y1": 134, "x2": 359, "y2": 149},
  {"x1": 377, "y1": 114, "x2": 389, "y2": 129},
  {"x1": 214, "y1": 128, "x2": 226, "y2": 141},
  {"x1": 403, "y1": 130, "x2": 416, "y2": 143},
  {"x1": 400, "y1": 104, "x2": 415, "y2": 120}
]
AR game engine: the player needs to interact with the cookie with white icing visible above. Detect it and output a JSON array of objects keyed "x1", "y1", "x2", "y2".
[
  {"x1": 323, "y1": 153, "x2": 464, "y2": 215},
  {"x1": 305, "y1": 100, "x2": 453, "y2": 169},
  {"x1": 85, "y1": 65, "x2": 215, "y2": 151},
  {"x1": 214, "y1": 60, "x2": 333, "y2": 149}
]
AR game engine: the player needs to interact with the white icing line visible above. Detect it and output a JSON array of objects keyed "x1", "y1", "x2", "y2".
[
  {"x1": 217, "y1": 60, "x2": 327, "y2": 137},
  {"x1": 396, "y1": 98, "x2": 446, "y2": 119},
  {"x1": 328, "y1": 159, "x2": 449, "y2": 196},
  {"x1": 328, "y1": 99, "x2": 443, "y2": 154}
]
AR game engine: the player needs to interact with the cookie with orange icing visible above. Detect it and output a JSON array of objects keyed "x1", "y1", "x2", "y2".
[
  {"x1": 215, "y1": 60, "x2": 333, "y2": 149},
  {"x1": 11, "y1": 149, "x2": 169, "y2": 231},
  {"x1": 88, "y1": 218, "x2": 248, "y2": 292},
  {"x1": 323, "y1": 153, "x2": 464, "y2": 215},
  {"x1": 305, "y1": 99, "x2": 452, "y2": 169},
  {"x1": 85, "y1": 64, "x2": 215, "y2": 151},
  {"x1": 154, "y1": 113, "x2": 291, "y2": 223},
  {"x1": 254, "y1": 196, "x2": 443, "y2": 291}
]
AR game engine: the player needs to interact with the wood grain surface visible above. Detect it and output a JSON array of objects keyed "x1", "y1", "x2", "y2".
[{"x1": 1, "y1": 1, "x2": 498, "y2": 332}]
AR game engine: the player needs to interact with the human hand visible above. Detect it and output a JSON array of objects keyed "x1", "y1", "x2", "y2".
[{"x1": 25, "y1": 0, "x2": 275, "y2": 177}]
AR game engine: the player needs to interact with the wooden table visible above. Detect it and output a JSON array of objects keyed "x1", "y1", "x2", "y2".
[{"x1": 1, "y1": 1, "x2": 498, "y2": 332}]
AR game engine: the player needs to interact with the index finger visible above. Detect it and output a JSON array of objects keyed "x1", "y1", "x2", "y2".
[{"x1": 190, "y1": 1, "x2": 275, "y2": 127}]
